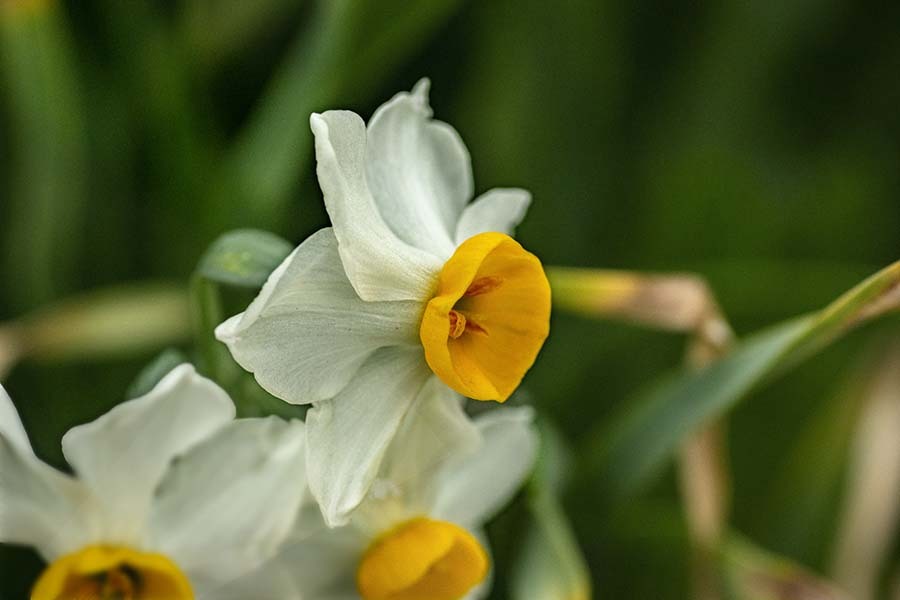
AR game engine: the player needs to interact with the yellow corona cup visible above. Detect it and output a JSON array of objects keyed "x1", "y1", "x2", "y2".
[
  {"x1": 421, "y1": 232, "x2": 551, "y2": 401},
  {"x1": 357, "y1": 518, "x2": 489, "y2": 600},
  {"x1": 32, "y1": 546, "x2": 192, "y2": 600}
]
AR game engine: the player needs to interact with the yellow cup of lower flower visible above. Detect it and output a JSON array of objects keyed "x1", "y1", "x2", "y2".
[
  {"x1": 357, "y1": 518, "x2": 489, "y2": 600},
  {"x1": 31, "y1": 545, "x2": 193, "y2": 600}
]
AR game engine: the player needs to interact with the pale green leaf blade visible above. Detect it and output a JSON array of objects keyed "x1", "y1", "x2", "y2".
[{"x1": 590, "y1": 260, "x2": 900, "y2": 500}]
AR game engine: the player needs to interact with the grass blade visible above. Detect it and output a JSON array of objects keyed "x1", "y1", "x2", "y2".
[{"x1": 588, "y1": 260, "x2": 900, "y2": 500}]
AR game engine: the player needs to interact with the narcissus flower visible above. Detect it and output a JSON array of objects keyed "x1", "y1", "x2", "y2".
[
  {"x1": 217, "y1": 79, "x2": 550, "y2": 526},
  {"x1": 224, "y1": 405, "x2": 538, "y2": 600},
  {"x1": 0, "y1": 365, "x2": 306, "y2": 599}
]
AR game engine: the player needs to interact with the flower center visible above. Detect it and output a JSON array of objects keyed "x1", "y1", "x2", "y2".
[
  {"x1": 31, "y1": 545, "x2": 193, "y2": 600},
  {"x1": 356, "y1": 517, "x2": 489, "y2": 600},
  {"x1": 419, "y1": 232, "x2": 551, "y2": 401}
]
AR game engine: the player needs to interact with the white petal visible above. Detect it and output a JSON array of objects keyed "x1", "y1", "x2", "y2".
[
  {"x1": 430, "y1": 407, "x2": 538, "y2": 527},
  {"x1": 229, "y1": 526, "x2": 365, "y2": 599},
  {"x1": 200, "y1": 504, "x2": 365, "y2": 600},
  {"x1": 376, "y1": 378, "x2": 480, "y2": 513},
  {"x1": 0, "y1": 384, "x2": 31, "y2": 455},
  {"x1": 310, "y1": 110, "x2": 441, "y2": 302},
  {"x1": 60, "y1": 364, "x2": 234, "y2": 543},
  {"x1": 455, "y1": 188, "x2": 532, "y2": 243},
  {"x1": 366, "y1": 79, "x2": 473, "y2": 259},
  {"x1": 0, "y1": 433, "x2": 97, "y2": 560},
  {"x1": 306, "y1": 346, "x2": 432, "y2": 527},
  {"x1": 216, "y1": 228, "x2": 422, "y2": 405},
  {"x1": 197, "y1": 564, "x2": 302, "y2": 600},
  {"x1": 277, "y1": 526, "x2": 365, "y2": 598},
  {"x1": 151, "y1": 417, "x2": 307, "y2": 586}
]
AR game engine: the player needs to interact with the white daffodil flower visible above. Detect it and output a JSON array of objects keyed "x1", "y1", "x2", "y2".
[
  {"x1": 216, "y1": 79, "x2": 551, "y2": 526},
  {"x1": 218, "y1": 405, "x2": 539, "y2": 600},
  {"x1": 0, "y1": 364, "x2": 307, "y2": 599}
]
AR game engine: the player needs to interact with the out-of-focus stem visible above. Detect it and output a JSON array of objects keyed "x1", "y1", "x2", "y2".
[
  {"x1": 679, "y1": 297, "x2": 734, "y2": 600},
  {"x1": 0, "y1": 283, "x2": 190, "y2": 381},
  {"x1": 549, "y1": 265, "x2": 734, "y2": 600},
  {"x1": 548, "y1": 267, "x2": 728, "y2": 334},
  {"x1": 0, "y1": 324, "x2": 25, "y2": 380},
  {"x1": 189, "y1": 274, "x2": 241, "y2": 388},
  {"x1": 830, "y1": 343, "x2": 900, "y2": 599},
  {"x1": 513, "y1": 422, "x2": 592, "y2": 600},
  {"x1": 680, "y1": 424, "x2": 729, "y2": 600}
]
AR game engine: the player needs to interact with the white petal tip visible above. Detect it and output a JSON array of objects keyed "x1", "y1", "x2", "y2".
[
  {"x1": 214, "y1": 314, "x2": 243, "y2": 343},
  {"x1": 412, "y1": 77, "x2": 431, "y2": 98},
  {"x1": 144, "y1": 363, "x2": 235, "y2": 419},
  {"x1": 409, "y1": 78, "x2": 433, "y2": 116},
  {"x1": 321, "y1": 508, "x2": 351, "y2": 529},
  {"x1": 162, "y1": 362, "x2": 198, "y2": 382},
  {"x1": 312, "y1": 479, "x2": 360, "y2": 529}
]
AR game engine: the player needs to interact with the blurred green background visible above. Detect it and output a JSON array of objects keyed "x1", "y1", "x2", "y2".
[{"x1": 2, "y1": 0, "x2": 899, "y2": 598}]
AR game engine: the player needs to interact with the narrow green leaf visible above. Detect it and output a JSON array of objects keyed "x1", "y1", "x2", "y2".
[
  {"x1": 589, "y1": 260, "x2": 900, "y2": 500},
  {"x1": 126, "y1": 349, "x2": 189, "y2": 399},
  {"x1": 0, "y1": 2, "x2": 88, "y2": 309},
  {"x1": 219, "y1": 0, "x2": 358, "y2": 227},
  {"x1": 180, "y1": 0, "x2": 302, "y2": 70},
  {"x1": 221, "y1": 0, "x2": 467, "y2": 227},
  {"x1": 343, "y1": 0, "x2": 468, "y2": 101},
  {"x1": 97, "y1": 0, "x2": 221, "y2": 267},
  {"x1": 197, "y1": 229, "x2": 293, "y2": 288}
]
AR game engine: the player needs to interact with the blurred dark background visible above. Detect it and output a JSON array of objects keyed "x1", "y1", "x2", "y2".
[{"x1": 1, "y1": 0, "x2": 899, "y2": 597}]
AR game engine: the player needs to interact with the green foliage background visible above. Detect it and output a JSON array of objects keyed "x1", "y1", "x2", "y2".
[{"x1": 1, "y1": 0, "x2": 899, "y2": 598}]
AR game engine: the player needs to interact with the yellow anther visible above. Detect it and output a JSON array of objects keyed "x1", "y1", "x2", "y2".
[{"x1": 448, "y1": 310, "x2": 468, "y2": 339}]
